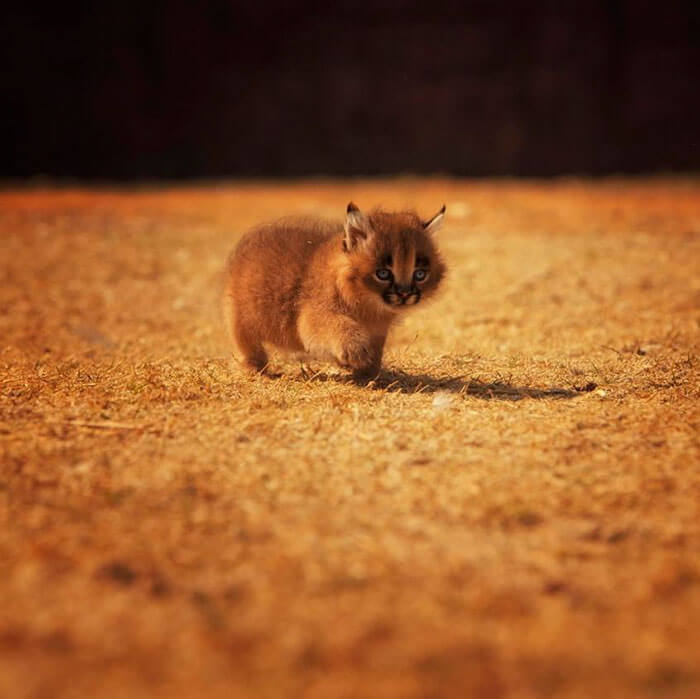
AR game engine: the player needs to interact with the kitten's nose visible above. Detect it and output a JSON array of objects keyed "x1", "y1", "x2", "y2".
[{"x1": 396, "y1": 285, "x2": 411, "y2": 297}]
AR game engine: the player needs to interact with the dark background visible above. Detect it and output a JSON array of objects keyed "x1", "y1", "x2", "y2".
[{"x1": 3, "y1": 0, "x2": 699, "y2": 179}]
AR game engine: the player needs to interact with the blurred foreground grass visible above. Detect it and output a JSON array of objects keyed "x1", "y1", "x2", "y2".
[{"x1": 1, "y1": 178, "x2": 699, "y2": 698}]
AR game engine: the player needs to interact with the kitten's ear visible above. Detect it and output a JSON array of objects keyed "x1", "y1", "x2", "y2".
[
  {"x1": 423, "y1": 205, "x2": 446, "y2": 234},
  {"x1": 344, "y1": 202, "x2": 372, "y2": 251}
]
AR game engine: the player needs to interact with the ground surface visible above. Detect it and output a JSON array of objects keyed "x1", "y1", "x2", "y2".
[{"x1": 1, "y1": 178, "x2": 699, "y2": 698}]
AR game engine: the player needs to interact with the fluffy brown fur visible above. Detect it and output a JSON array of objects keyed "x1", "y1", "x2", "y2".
[{"x1": 224, "y1": 203, "x2": 446, "y2": 376}]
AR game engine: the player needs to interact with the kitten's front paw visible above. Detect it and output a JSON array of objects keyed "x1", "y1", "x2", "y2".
[{"x1": 339, "y1": 336, "x2": 375, "y2": 372}]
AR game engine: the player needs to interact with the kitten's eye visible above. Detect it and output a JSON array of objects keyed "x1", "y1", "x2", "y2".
[
  {"x1": 413, "y1": 269, "x2": 428, "y2": 282},
  {"x1": 375, "y1": 268, "x2": 393, "y2": 281}
]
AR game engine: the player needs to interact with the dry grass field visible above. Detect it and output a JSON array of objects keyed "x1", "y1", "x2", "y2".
[{"x1": 1, "y1": 178, "x2": 699, "y2": 698}]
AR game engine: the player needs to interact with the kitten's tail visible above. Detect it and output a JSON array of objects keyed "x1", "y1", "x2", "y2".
[{"x1": 220, "y1": 250, "x2": 237, "y2": 347}]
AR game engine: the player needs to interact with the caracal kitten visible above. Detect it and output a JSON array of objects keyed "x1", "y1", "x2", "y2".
[{"x1": 224, "y1": 202, "x2": 446, "y2": 376}]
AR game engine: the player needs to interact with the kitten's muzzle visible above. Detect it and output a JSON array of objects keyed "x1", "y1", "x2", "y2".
[{"x1": 383, "y1": 286, "x2": 421, "y2": 306}]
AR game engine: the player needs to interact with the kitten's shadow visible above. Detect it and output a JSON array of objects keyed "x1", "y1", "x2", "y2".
[{"x1": 301, "y1": 367, "x2": 596, "y2": 401}]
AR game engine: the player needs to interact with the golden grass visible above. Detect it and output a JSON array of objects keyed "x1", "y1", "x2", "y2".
[{"x1": 1, "y1": 178, "x2": 699, "y2": 698}]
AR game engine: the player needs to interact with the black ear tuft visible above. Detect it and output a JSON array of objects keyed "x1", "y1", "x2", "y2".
[
  {"x1": 344, "y1": 202, "x2": 372, "y2": 251},
  {"x1": 423, "y1": 205, "x2": 446, "y2": 232}
]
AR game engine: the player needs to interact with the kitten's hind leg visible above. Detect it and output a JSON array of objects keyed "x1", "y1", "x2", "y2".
[
  {"x1": 223, "y1": 292, "x2": 269, "y2": 374},
  {"x1": 237, "y1": 340, "x2": 268, "y2": 374},
  {"x1": 232, "y1": 321, "x2": 269, "y2": 374}
]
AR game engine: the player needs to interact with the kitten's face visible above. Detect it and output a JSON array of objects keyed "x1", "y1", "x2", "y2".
[
  {"x1": 365, "y1": 233, "x2": 442, "y2": 310},
  {"x1": 341, "y1": 206, "x2": 446, "y2": 314}
]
